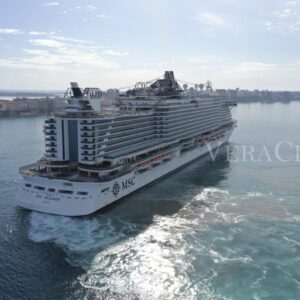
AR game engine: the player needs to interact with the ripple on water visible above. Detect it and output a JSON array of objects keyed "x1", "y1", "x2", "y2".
[{"x1": 27, "y1": 186, "x2": 300, "y2": 299}]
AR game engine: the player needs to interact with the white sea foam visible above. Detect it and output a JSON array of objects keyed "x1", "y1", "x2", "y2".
[
  {"x1": 28, "y1": 203, "x2": 232, "y2": 299},
  {"x1": 283, "y1": 235, "x2": 300, "y2": 247},
  {"x1": 190, "y1": 187, "x2": 246, "y2": 225},
  {"x1": 251, "y1": 267, "x2": 269, "y2": 289},
  {"x1": 209, "y1": 249, "x2": 253, "y2": 264},
  {"x1": 27, "y1": 187, "x2": 249, "y2": 299},
  {"x1": 213, "y1": 235, "x2": 234, "y2": 242},
  {"x1": 78, "y1": 214, "x2": 202, "y2": 299},
  {"x1": 287, "y1": 215, "x2": 300, "y2": 222},
  {"x1": 28, "y1": 212, "x2": 136, "y2": 255},
  {"x1": 194, "y1": 187, "x2": 230, "y2": 202},
  {"x1": 246, "y1": 192, "x2": 265, "y2": 197},
  {"x1": 280, "y1": 205, "x2": 300, "y2": 222}
]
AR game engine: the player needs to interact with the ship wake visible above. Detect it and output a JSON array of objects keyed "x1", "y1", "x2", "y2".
[{"x1": 27, "y1": 186, "x2": 300, "y2": 300}]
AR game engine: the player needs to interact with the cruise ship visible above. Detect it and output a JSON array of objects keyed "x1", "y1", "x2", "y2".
[{"x1": 17, "y1": 71, "x2": 236, "y2": 216}]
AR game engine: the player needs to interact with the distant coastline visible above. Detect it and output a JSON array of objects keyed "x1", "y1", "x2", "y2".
[
  {"x1": 0, "y1": 90, "x2": 63, "y2": 99},
  {"x1": 1, "y1": 88, "x2": 300, "y2": 118},
  {"x1": 0, "y1": 96, "x2": 66, "y2": 117},
  {"x1": 216, "y1": 89, "x2": 300, "y2": 104}
]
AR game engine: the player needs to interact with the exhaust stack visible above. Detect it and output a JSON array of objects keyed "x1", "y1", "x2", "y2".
[{"x1": 70, "y1": 82, "x2": 83, "y2": 98}]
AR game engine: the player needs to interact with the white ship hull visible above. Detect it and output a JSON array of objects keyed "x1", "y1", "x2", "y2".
[{"x1": 17, "y1": 128, "x2": 233, "y2": 216}]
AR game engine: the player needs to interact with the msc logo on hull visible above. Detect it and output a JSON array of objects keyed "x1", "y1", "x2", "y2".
[{"x1": 112, "y1": 177, "x2": 135, "y2": 196}]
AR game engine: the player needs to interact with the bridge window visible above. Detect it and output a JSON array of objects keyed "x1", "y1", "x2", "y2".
[
  {"x1": 25, "y1": 183, "x2": 32, "y2": 188},
  {"x1": 48, "y1": 188, "x2": 55, "y2": 192}
]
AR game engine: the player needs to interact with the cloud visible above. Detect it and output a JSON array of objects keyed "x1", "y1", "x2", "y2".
[
  {"x1": 0, "y1": 28, "x2": 23, "y2": 35},
  {"x1": 265, "y1": 1, "x2": 300, "y2": 34},
  {"x1": 96, "y1": 14, "x2": 111, "y2": 22},
  {"x1": 23, "y1": 49, "x2": 50, "y2": 56},
  {"x1": 44, "y1": 2, "x2": 59, "y2": 6},
  {"x1": 188, "y1": 56, "x2": 222, "y2": 64},
  {"x1": 197, "y1": 13, "x2": 227, "y2": 27},
  {"x1": 275, "y1": 8, "x2": 292, "y2": 18},
  {"x1": 86, "y1": 5, "x2": 96, "y2": 11},
  {"x1": 55, "y1": 4, "x2": 109, "y2": 22},
  {"x1": 50, "y1": 35, "x2": 94, "y2": 44},
  {"x1": 236, "y1": 62, "x2": 277, "y2": 71},
  {"x1": 102, "y1": 50, "x2": 128, "y2": 56},
  {"x1": 195, "y1": 12, "x2": 240, "y2": 33},
  {"x1": 222, "y1": 62, "x2": 277, "y2": 74},
  {"x1": 265, "y1": 19, "x2": 300, "y2": 34},
  {"x1": 29, "y1": 39, "x2": 66, "y2": 48},
  {"x1": 0, "y1": 34, "x2": 127, "y2": 72},
  {"x1": 286, "y1": 1, "x2": 297, "y2": 7},
  {"x1": 28, "y1": 31, "x2": 52, "y2": 36},
  {"x1": 27, "y1": 32, "x2": 91, "y2": 44}
]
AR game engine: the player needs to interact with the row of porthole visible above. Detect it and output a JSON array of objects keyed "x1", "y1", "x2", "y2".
[{"x1": 24, "y1": 184, "x2": 88, "y2": 196}]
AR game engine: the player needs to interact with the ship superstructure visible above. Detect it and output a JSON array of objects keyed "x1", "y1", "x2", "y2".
[{"x1": 17, "y1": 72, "x2": 236, "y2": 216}]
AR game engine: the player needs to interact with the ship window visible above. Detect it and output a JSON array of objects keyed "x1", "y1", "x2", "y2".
[
  {"x1": 77, "y1": 191, "x2": 88, "y2": 196},
  {"x1": 34, "y1": 186, "x2": 45, "y2": 190},
  {"x1": 48, "y1": 188, "x2": 55, "y2": 192},
  {"x1": 101, "y1": 188, "x2": 109, "y2": 193},
  {"x1": 59, "y1": 190, "x2": 73, "y2": 194},
  {"x1": 25, "y1": 183, "x2": 32, "y2": 188}
]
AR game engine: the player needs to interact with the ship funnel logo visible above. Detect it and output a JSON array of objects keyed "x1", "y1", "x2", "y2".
[{"x1": 112, "y1": 182, "x2": 120, "y2": 196}]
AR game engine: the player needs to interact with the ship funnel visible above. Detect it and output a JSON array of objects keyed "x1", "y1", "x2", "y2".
[
  {"x1": 70, "y1": 82, "x2": 83, "y2": 98},
  {"x1": 164, "y1": 71, "x2": 175, "y2": 82}
]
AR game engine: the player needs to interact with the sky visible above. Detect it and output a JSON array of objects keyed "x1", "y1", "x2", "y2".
[{"x1": 0, "y1": 0, "x2": 299, "y2": 90}]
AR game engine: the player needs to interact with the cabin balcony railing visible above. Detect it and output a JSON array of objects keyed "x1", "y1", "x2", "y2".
[
  {"x1": 81, "y1": 134, "x2": 95, "y2": 138},
  {"x1": 81, "y1": 150, "x2": 96, "y2": 154},
  {"x1": 46, "y1": 143, "x2": 57, "y2": 147},
  {"x1": 45, "y1": 129, "x2": 56, "y2": 134},
  {"x1": 81, "y1": 145, "x2": 95, "y2": 150},
  {"x1": 44, "y1": 125, "x2": 56, "y2": 130},
  {"x1": 38, "y1": 158, "x2": 71, "y2": 166},
  {"x1": 45, "y1": 133, "x2": 56, "y2": 138},
  {"x1": 81, "y1": 151, "x2": 95, "y2": 156},
  {"x1": 80, "y1": 120, "x2": 95, "y2": 125},
  {"x1": 45, "y1": 133, "x2": 56, "y2": 137},
  {"x1": 45, "y1": 137, "x2": 57, "y2": 141},
  {"x1": 78, "y1": 162, "x2": 122, "y2": 171},
  {"x1": 45, "y1": 119, "x2": 56, "y2": 124},
  {"x1": 45, "y1": 153, "x2": 57, "y2": 158},
  {"x1": 81, "y1": 158, "x2": 95, "y2": 162},
  {"x1": 45, "y1": 149, "x2": 57, "y2": 153},
  {"x1": 80, "y1": 127, "x2": 94, "y2": 132},
  {"x1": 81, "y1": 141, "x2": 95, "y2": 145}
]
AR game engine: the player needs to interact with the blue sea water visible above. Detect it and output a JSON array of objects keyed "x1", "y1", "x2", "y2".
[{"x1": 0, "y1": 103, "x2": 300, "y2": 300}]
